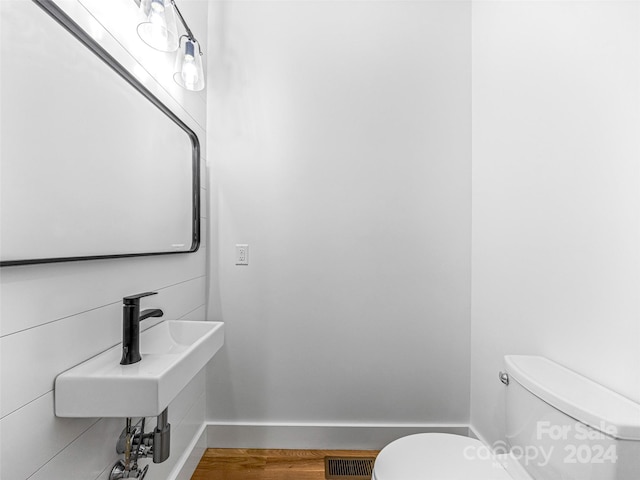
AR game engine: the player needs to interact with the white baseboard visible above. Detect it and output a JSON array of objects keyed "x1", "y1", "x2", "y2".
[
  {"x1": 204, "y1": 422, "x2": 472, "y2": 450},
  {"x1": 169, "y1": 423, "x2": 207, "y2": 480},
  {"x1": 468, "y1": 424, "x2": 491, "y2": 445},
  {"x1": 468, "y1": 424, "x2": 481, "y2": 440}
]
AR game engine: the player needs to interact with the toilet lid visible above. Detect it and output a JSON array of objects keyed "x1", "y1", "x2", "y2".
[{"x1": 373, "y1": 433, "x2": 514, "y2": 480}]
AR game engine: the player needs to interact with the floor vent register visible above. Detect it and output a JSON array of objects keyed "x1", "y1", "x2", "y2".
[{"x1": 324, "y1": 457, "x2": 376, "y2": 479}]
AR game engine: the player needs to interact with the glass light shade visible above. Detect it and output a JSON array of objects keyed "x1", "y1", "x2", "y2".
[
  {"x1": 137, "y1": 0, "x2": 179, "y2": 52},
  {"x1": 138, "y1": 0, "x2": 152, "y2": 17},
  {"x1": 173, "y1": 39, "x2": 205, "y2": 91}
]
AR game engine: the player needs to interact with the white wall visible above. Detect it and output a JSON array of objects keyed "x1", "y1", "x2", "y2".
[
  {"x1": 470, "y1": 0, "x2": 640, "y2": 445},
  {"x1": 0, "y1": 1, "x2": 209, "y2": 479},
  {"x1": 206, "y1": 0, "x2": 471, "y2": 442}
]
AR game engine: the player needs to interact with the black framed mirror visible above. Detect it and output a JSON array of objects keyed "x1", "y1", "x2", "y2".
[{"x1": 0, "y1": 0, "x2": 200, "y2": 267}]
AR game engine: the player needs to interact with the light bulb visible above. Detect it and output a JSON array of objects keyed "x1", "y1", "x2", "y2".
[
  {"x1": 148, "y1": 7, "x2": 168, "y2": 44},
  {"x1": 150, "y1": 0, "x2": 165, "y2": 14},
  {"x1": 173, "y1": 38, "x2": 205, "y2": 91},
  {"x1": 181, "y1": 41, "x2": 199, "y2": 88}
]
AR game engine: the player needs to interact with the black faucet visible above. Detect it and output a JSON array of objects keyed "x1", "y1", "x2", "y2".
[{"x1": 120, "y1": 292, "x2": 164, "y2": 365}]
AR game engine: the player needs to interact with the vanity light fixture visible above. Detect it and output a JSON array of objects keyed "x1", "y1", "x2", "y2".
[
  {"x1": 173, "y1": 37, "x2": 204, "y2": 91},
  {"x1": 137, "y1": 0, "x2": 205, "y2": 91},
  {"x1": 137, "y1": 0, "x2": 179, "y2": 52}
]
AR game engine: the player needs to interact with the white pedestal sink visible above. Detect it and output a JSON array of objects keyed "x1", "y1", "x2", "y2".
[{"x1": 55, "y1": 320, "x2": 224, "y2": 417}]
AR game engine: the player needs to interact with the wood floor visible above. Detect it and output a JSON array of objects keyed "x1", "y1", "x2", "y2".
[{"x1": 191, "y1": 449, "x2": 379, "y2": 480}]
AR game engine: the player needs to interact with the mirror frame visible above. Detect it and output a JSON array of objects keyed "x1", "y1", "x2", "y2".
[{"x1": 1, "y1": 0, "x2": 201, "y2": 267}]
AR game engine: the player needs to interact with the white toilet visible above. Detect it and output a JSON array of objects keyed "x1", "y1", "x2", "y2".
[{"x1": 372, "y1": 355, "x2": 640, "y2": 480}]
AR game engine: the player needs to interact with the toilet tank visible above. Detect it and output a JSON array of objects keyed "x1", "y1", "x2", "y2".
[{"x1": 504, "y1": 355, "x2": 640, "y2": 480}]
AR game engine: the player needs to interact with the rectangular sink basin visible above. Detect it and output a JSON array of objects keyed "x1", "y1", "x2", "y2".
[{"x1": 55, "y1": 320, "x2": 224, "y2": 417}]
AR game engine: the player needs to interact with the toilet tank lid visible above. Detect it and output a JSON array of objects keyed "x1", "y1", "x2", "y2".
[{"x1": 505, "y1": 355, "x2": 640, "y2": 441}]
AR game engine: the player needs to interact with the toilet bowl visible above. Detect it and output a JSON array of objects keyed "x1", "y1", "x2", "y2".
[
  {"x1": 372, "y1": 432, "x2": 531, "y2": 480},
  {"x1": 372, "y1": 356, "x2": 640, "y2": 480}
]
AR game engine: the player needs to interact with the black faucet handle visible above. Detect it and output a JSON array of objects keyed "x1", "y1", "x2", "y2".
[{"x1": 123, "y1": 291, "x2": 158, "y2": 305}]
